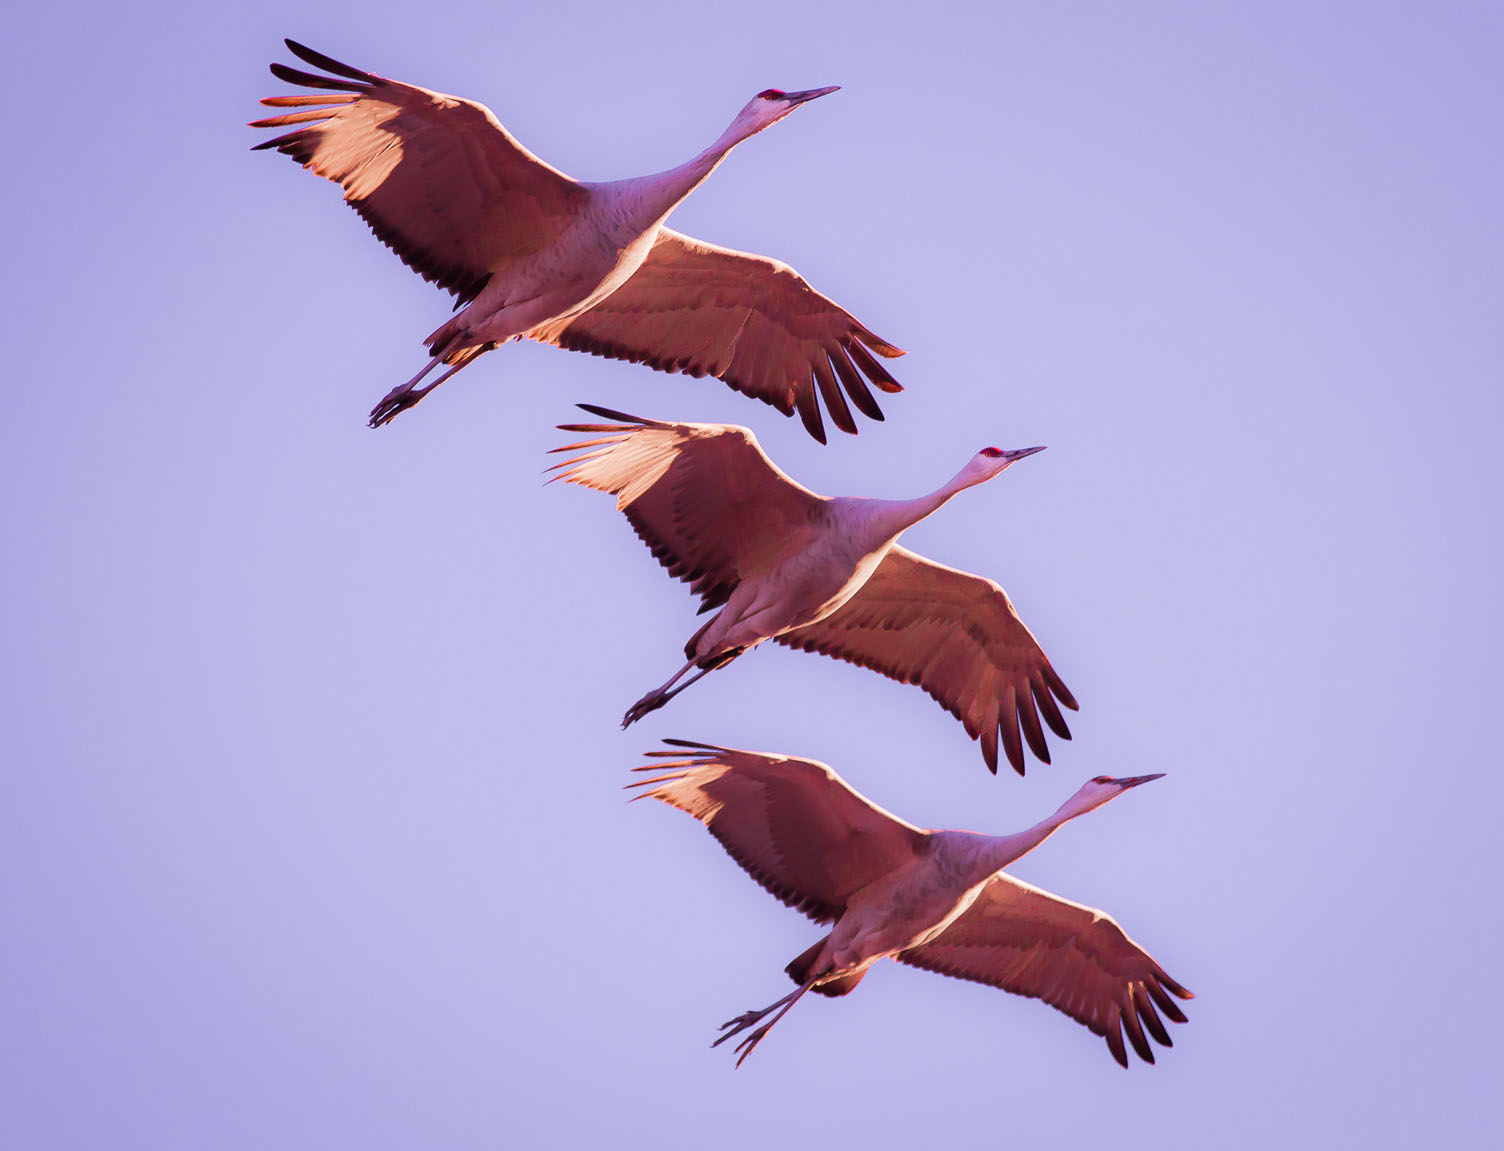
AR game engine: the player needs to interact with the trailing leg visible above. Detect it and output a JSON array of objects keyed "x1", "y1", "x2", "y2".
[
  {"x1": 622, "y1": 660, "x2": 713, "y2": 728},
  {"x1": 368, "y1": 349, "x2": 485, "y2": 427},
  {"x1": 713, "y1": 980, "x2": 815, "y2": 1068}
]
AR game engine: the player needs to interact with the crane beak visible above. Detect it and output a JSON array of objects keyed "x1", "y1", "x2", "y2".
[
  {"x1": 1001, "y1": 445, "x2": 1047, "y2": 463},
  {"x1": 1116, "y1": 773, "x2": 1166, "y2": 789},
  {"x1": 782, "y1": 86, "x2": 841, "y2": 105}
]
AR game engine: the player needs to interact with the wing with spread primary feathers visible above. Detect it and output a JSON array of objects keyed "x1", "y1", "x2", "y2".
[
  {"x1": 549, "y1": 406, "x2": 824, "y2": 613},
  {"x1": 252, "y1": 39, "x2": 587, "y2": 305},
  {"x1": 896, "y1": 872, "x2": 1193, "y2": 1067},
  {"x1": 630, "y1": 740, "x2": 927, "y2": 923},
  {"x1": 775, "y1": 546, "x2": 1078, "y2": 774},
  {"x1": 532, "y1": 230, "x2": 904, "y2": 443}
]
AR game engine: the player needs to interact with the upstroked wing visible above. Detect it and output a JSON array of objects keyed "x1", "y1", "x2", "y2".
[
  {"x1": 550, "y1": 408, "x2": 824, "y2": 613},
  {"x1": 631, "y1": 740, "x2": 927, "y2": 923},
  {"x1": 252, "y1": 40, "x2": 587, "y2": 305},
  {"x1": 532, "y1": 230, "x2": 904, "y2": 444}
]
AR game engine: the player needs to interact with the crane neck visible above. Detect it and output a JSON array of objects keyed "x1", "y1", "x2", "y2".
[
  {"x1": 966, "y1": 798, "x2": 1088, "y2": 884},
  {"x1": 618, "y1": 128, "x2": 746, "y2": 231},
  {"x1": 852, "y1": 463, "x2": 993, "y2": 543}
]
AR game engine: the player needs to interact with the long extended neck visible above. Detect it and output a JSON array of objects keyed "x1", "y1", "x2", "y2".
[
  {"x1": 617, "y1": 124, "x2": 747, "y2": 229},
  {"x1": 851, "y1": 463, "x2": 990, "y2": 544},
  {"x1": 966, "y1": 798, "x2": 1086, "y2": 884}
]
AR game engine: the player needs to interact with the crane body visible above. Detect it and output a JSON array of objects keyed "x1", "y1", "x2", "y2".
[
  {"x1": 632, "y1": 740, "x2": 1192, "y2": 1067},
  {"x1": 553, "y1": 407, "x2": 1076, "y2": 774},
  {"x1": 252, "y1": 41, "x2": 901, "y2": 438}
]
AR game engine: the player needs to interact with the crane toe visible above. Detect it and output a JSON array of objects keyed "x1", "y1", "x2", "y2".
[
  {"x1": 622, "y1": 691, "x2": 667, "y2": 728},
  {"x1": 368, "y1": 384, "x2": 426, "y2": 427}
]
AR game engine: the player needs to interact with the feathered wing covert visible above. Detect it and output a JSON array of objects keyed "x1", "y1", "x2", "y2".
[
  {"x1": 252, "y1": 42, "x2": 903, "y2": 440},
  {"x1": 634, "y1": 742, "x2": 1192, "y2": 1067},
  {"x1": 895, "y1": 874, "x2": 1192, "y2": 1067},
  {"x1": 553, "y1": 409, "x2": 1076, "y2": 773}
]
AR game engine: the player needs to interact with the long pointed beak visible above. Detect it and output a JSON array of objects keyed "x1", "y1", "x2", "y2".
[
  {"x1": 1002, "y1": 445, "x2": 1047, "y2": 463},
  {"x1": 783, "y1": 86, "x2": 840, "y2": 105},
  {"x1": 1117, "y1": 773, "x2": 1166, "y2": 789}
]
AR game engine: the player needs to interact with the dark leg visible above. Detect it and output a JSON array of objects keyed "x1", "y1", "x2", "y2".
[
  {"x1": 713, "y1": 981, "x2": 815, "y2": 1068},
  {"x1": 368, "y1": 355, "x2": 475, "y2": 428},
  {"x1": 621, "y1": 663, "x2": 713, "y2": 728}
]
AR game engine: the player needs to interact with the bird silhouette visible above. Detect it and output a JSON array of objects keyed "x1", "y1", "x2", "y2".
[
  {"x1": 633, "y1": 739, "x2": 1191, "y2": 1067},
  {"x1": 552, "y1": 406, "x2": 1076, "y2": 775},
  {"x1": 251, "y1": 40, "x2": 902, "y2": 437}
]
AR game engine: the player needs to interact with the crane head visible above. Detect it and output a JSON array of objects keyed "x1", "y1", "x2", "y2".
[
  {"x1": 730, "y1": 86, "x2": 841, "y2": 139},
  {"x1": 1061, "y1": 773, "x2": 1167, "y2": 820},
  {"x1": 960, "y1": 444, "x2": 1046, "y2": 486}
]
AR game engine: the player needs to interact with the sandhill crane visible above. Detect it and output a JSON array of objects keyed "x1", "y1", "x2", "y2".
[
  {"x1": 631, "y1": 739, "x2": 1191, "y2": 1068},
  {"x1": 551, "y1": 406, "x2": 1077, "y2": 775},
  {"x1": 251, "y1": 40, "x2": 903, "y2": 438}
]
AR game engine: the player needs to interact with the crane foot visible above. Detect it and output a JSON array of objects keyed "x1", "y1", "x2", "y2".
[
  {"x1": 368, "y1": 382, "x2": 432, "y2": 427},
  {"x1": 621, "y1": 691, "x2": 667, "y2": 728}
]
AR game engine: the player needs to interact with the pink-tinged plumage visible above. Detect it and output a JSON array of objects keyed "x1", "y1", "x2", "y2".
[
  {"x1": 251, "y1": 40, "x2": 903, "y2": 437},
  {"x1": 551, "y1": 406, "x2": 1076, "y2": 776},
  {"x1": 632, "y1": 740, "x2": 1191, "y2": 1068}
]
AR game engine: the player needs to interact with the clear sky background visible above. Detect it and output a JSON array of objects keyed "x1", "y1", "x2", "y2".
[{"x1": 3, "y1": 1, "x2": 1500, "y2": 1146}]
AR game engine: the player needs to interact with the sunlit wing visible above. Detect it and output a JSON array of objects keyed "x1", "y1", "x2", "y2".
[
  {"x1": 775, "y1": 546, "x2": 1078, "y2": 774},
  {"x1": 549, "y1": 407, "x2": 823, "y2": 612},
  {"x1": 531, "y1": 230, "x2": 904, "y2": 444},
  {"x1": 251, "y1": 40, "x2": 588, "y2": 304},
  {"x1": 630, "y1": 740, "x2": 927, "y2": 923},
  {"x1": 896, "y1": 872, "x2": 1192, "y2": 1067}
]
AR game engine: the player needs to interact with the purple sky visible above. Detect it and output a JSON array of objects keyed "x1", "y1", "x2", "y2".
[{"x1": 3, "y1": 2, "x2": 1500, "y2": 1146}]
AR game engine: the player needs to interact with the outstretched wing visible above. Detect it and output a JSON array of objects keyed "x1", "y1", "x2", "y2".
[
  {"x1": 251, "y1": 40, "x2": 587, "y2": 304},
  {"x1": 531, "y1": 230, "x2": 904, "y2": 444},
  {"x1": 775, "y1": 546, "x2": 1078, "y2": 775},
  {"x1": 896, "y1": 872, "x2": 1192, "y2": 1067},
  {"x1": 549, "y1": 406, "x2": 823, "y2": 613},
  {"x1": 630, "y1": 739, "x2": 927, "y2": 923}
]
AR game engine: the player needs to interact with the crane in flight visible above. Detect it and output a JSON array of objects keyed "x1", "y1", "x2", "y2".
[
  {"x1": 251, "y1": 41, "x2": 903, "y2": 438},
  {"x1": 552, "y1": 406, "x2": 1077, "y2": 775},
  {"x1": 631, "y1": 739, "x2": 1191, "y2": 1068}
]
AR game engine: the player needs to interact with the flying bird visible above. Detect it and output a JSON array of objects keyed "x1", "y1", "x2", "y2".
[
  {"x1": 551, "y1": 406, "x2": 1077, "y2": 775},
  {"x1": 251, "y1": 40, "x2": 903, "y2": 438},
  {"x1": 632, "y1": 739, "x2": 1191, "y2": 1068}
]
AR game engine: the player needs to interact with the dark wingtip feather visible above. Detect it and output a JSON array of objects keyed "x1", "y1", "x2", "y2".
[
  {"x1": 660, "y1": 737, "x2": 733, "y2": 752},
  {"x1": 857, "y1": 327, "x2": 907, "y2": 361},
  {"x1": 283, "y1": 39, "x2": 375, "y2": 83},
  {"x1": 1044, "y1": 665, "x2": 1080, "y2": 712},
  {"x1": 269, "y1": 62, "x2": 365, "y2": 92},
  {"x1": 575, "y1": 402, "x2": 653, "y2": 425},
  {"x1": 813, "y1": 362, "x2": 857, "y2": 436},
  {"x1": 1134, "y1": 986, "x2": 1172, "y2": 1047},
  {"x1": 1105, "y1": 1024, "x2": 1129, "y2": 1069},
  {"x1": 1147, "y1": 980, "x2": 1190, "y2": 1021},
  {"x1": 1160, "y1": 973, "x2": 1194, "y2": 1000},
  {"x1": 839, "y1": 342, "x2": 891, "y2": 418},
  {"x1": 793, "y1": 389, "x2": 827, "y2": 444},
  {"x1": 1122, "y1": 1005, "x2": 1155, "y2": 1063}
]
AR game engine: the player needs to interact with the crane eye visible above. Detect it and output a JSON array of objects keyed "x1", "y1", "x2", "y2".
[
  {"x1": 980, "y1": 447, "x2": 1005, "y2": 458},
  {"x1": 1092, "y1": 775, "x2": 1113, "y2": 784},
  {"x1": 757, "y1": 89, "x2": 786, "y2": 101}
]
